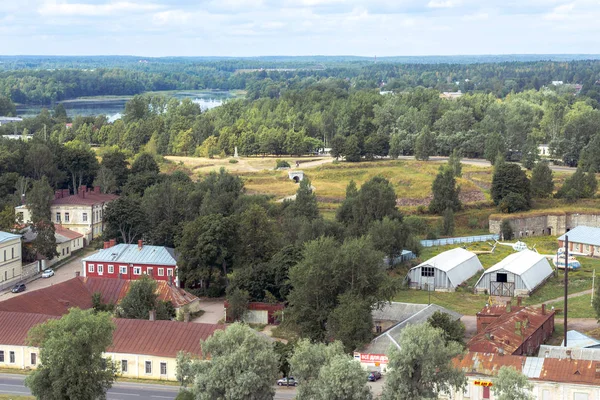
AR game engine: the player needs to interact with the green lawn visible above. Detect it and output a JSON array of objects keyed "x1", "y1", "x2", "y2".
[
  {"x1": 0, "y1": 396, "x2": 34, "y2": 400},
  {"x1": 548, "y1": 294, "x2": 596, "y2": 319},
  {"x1": 395, "y1": 235, "x2": 598, "y2": 316}
]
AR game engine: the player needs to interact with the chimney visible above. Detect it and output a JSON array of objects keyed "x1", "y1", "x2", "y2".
[
  {"x1": 498, "y1": 348, "x2": 504, "y2": 356},
  {"x1": 138, "y1": 240, "x2": 143, "y2": 250},
  {"x1": 54, "y1": 190, "x2": 62, "y2": 200},
  {"x1": 542, "y1": 304, "x2": 546, "y2": 315},
  {"x1": 78, "y1": 186, "x2": 86, "y2": 198},
  {"x1": 517, "y1": 297, "x2": 522, "y2": 307},
  {"x1": 94, "y1": 186, "x2": 101, "y2": 194},
  {"x1": 109, "y1": 239, "x2": 116, "y2": 248},
  {"x1": 75, "y1": 271, "x2": 80, "y2": 277},
  {"x1": 506, "y1": 301, "x2": 512, "y2": 313},
  {"x1": 184, "y1": 312, "x2": 190, "y2": 323},
  {"x1": 62, "y1": 188, "x2": 70, "y2": 197},
  {"x1": 149, "y1": 310, "x2": 156, "y2": 321},
  {"x1": 566, "y1": 349, "x2": 572, "y2": 359},
  {"x1": 103, "y1": 241, "x2": 110, "y2": 249}
]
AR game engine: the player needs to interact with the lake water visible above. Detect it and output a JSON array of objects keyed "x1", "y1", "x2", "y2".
[{"x1": 15, "y1": 90, "x2": 239, "y2": 120}]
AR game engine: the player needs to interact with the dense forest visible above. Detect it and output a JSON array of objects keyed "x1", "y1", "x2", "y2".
[{"x1": 1, "y1": 56, "x2": 600, "y2": 104}]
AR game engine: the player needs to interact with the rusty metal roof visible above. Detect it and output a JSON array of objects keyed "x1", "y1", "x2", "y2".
[
  {"x1": 468, "y1": 306, "x2": 555, "y2": 355},
  {"x1": 454, "y1": 352, "x2": 525, "y2": 376},
  {"x1": 0, "y1": 277, "x2": 198, "y2": 316},
  {"x1": 109, "y1": 319, "x2": 225, "y2": 358},
  {"x1": 0, "y1": 311, "x2": 58, "y2": 345}
]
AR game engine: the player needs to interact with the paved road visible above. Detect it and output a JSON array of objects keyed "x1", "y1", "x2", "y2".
[
  {"x1": 192, "y1": 298, "x2": 225, "y2": 324},
  {"x1": 0, "y1": 373, "x2": 297, "y2": 400},
  {"x1": 0, "y1": 251, "x2": 92, "y2": 300}
]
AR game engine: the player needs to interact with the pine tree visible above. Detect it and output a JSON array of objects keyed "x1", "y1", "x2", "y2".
[
  {"x1": 530, "y1": 161, "x2": 554, "y2": 198},
  {"x1": 429, "y1": 166, "x2": 461, "y2": 214}
]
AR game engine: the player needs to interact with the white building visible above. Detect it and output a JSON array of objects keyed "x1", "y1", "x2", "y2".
[
  {"x1": 0, "y1": 231, "x2": 22, "y2": 291},
  {"x1": 474, "y1": 250, "x2": 553, "y2": 296},
  {"x1": 406, "y1": 248, "x2": 483, "y2": 291}
]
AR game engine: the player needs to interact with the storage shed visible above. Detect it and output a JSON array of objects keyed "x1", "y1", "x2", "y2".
[
  {"x1": 474, "y1": 250, "x2": 553, "y2": 297},
  {"x1": 406, "y1": 248, "x2": 483, "y2": 292}
]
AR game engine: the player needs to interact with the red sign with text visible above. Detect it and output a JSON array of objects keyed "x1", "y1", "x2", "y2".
[{"x1": 358, "y1": 353, "x2": 389, "y2": 364}]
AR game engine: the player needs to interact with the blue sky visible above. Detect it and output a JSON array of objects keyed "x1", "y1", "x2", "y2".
[{"x1": 1, "y1": 0, "x2": 599, "y2": 56}]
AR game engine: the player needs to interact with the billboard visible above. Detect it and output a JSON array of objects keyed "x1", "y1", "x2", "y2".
[{"x1": 354, "y1": 353, "x2": 389, "y2": 364}]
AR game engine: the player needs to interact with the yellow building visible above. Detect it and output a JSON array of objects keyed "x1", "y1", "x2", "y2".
[
  {"x1": 0, "y1": 231, "x2": 22, "y2": 290},
  {"x1": 16, "y1": 187, "x2": 118, "y2": 245},
  {"x1": 0, "y1": 311, "x2": 225, "y2": 381}
]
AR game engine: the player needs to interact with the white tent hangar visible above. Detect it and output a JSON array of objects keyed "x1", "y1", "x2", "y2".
[
  {"x1": 406, "y1": 248, "x2": 483, "y2": 292},
  {"x1": 474, "y1": 250, "x2": 553, "y2": 297}
]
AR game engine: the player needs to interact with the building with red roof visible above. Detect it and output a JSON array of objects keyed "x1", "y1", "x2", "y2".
[
  {"x1": 0, "y1": 310, "x2": 224, "y2": 380},
  {"x1": 16, "y1": 186, "x2": 118, "y2": 244}
]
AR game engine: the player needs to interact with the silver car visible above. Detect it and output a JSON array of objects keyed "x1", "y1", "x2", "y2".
[{"x1": 42, "y1": 269, "x2": 55, "y2": 278}]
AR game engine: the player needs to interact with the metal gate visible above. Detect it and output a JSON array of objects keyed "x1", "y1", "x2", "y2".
[{"x1": 490, "y1": 282, "x2": 514, "y2": 297}]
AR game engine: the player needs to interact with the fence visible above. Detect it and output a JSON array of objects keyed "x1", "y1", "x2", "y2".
[{"x1": 420, "y1": 234, "x2": 499, "y2": 248}]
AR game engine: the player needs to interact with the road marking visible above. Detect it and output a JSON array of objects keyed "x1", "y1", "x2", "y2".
[
  {"x1": 150, "y1": 396, "x2": 174, "y2": 399},
  {"x1": 108, "y1": 392, "x2": 140, "y2": 396}
]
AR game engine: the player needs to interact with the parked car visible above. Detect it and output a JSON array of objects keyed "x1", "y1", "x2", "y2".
[
  {"x1": 11, "y1": 283, "x2": 26, "y2": 293},
  {"x1": 368, "y1": 371, "x2": 382, "y2": 382},
  {"x1": 277, "y1": 377, "x2": 298, "y2": 386},
  {"x1": 42, "y1": 268, "x2": 55, "y2": 278}
]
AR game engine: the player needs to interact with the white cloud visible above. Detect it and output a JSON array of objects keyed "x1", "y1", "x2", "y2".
[
  {"x1": 462, "y1": 12, "x2": 489, "y2": 20},
  {"x1": 427, "y1": 0, "x2": 460, "y2": 8},
  {"x1": 543, "y1": 3, "x2": 575, "y2": 20},
  {"x1": 152, "y1": 10, "x2": 191, "y2": 26},
  {"x1": 38, "y1": 0, "x2": 163, "y2": 17}
]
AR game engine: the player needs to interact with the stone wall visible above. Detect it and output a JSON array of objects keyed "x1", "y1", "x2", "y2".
[{"x1": 489, "y1": 211, "x2": 600, "y2": 238}]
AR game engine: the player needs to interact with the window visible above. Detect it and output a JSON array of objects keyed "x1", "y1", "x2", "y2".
[
  {"x1": 121, "y1": 360, "x2": 128, "y2": 373},
  {"x1": 421, "y1": 266, "x2": 434, "y2": 277},
  {"x1": 61, "y1": 248, "x2": 65, "y2": 256},
  {"x1": 119, "y1": 266, "x2": 127, "y2": 275},
  {"x1": 147, "y1": 268, "x2": 153, "y2": 276},
  {"x1": 108, "y1": 265, "x2": 114, "y2": 274},
  {"x1": 3, "y1": 250, "x2": 5, "y2": 261},
  {"x1": 145, "y1": 361, "x2": 152, "y2": 374},
  {"x1": 64, "y1": 212, "x2": 70, "y2": 222},
  {"x1": 158, "y1": 268, "x2": 164, "y2": 276},
  {"x1": 133, "y1": 267, "x2": 142, "y2": 275},
  {"x1": 496, "y1": 273, "x2": 508, "y2": 283},
  {"x1": 82, "y1": 213, "x2": 88, "y2": 222},
  {"x1": 56, "y1": 212, "x2": 61, "y2": 223},
  {"x1": 463, "y1": 384, "x2": 471, "y2": 398},
  {"x1": 11, "y1": 248, "x2": 14, "y2": 259},
  {"x1": 98, "y1": 264, "x2": 104, "y2": 274},
  {"x1": 167, "y1": 269, "x2": 174, "y2": 277},
  {"x1": 31, "y1": 353, "x2": 37, "y2": 365},
  {"x1": 0, "y1": 350, "x2": 4, "y2": 362},
  {"x1": 88, "y1": 264, "x2": 95, "y2": 273},
  {"x1": 9, "y1": 351, "x2": 15, "y2": 363},
  {"x1": 160, "y1": 362, "x2": 167, "y2": 375},
  {"x1": 574, "y1": 394, "x2": 589, "y2": 400},
  {"x1": 66, "y1": 247, "x2": 69, "y2": 254}
]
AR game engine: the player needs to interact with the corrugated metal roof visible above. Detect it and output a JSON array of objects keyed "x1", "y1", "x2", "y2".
[
  {"x1": 558, "y1": 226, "x2": 600, "y2": 246},
  {"x1": 523, "y1": 357, "x2": 544, "y2": 378},
  {"x1": 454, "y1": 352, "x2": 525, "y2": 376},
  {"x1": 372, "y1": 302, "x2": 429, "y2": 323},
  {"x1": 110, "y1": 319, "x2": 225, "y2": 358},
  {"x1": 467, "y1": 306, "x2": 555, "y2": 355},
  {"x1": 539, "y1": 345, "x2": 600, "y2": 361},
  {"x1": 0, "y1": 231, "x2": 21, "y2": 243},
  {"x1": 409, "y1": 248, "x2": 483, "y2": 287},
  {"x1": 83, "y1": 244, "x2": 178, "y2": 266},
  {"x1": 360, "y1": 304, "x2": 462, "y2": 354},
  {"x1": 0, "y1": 311, "x2": 58, "y2": 345},
  {"x1": 560, "y1": 330, "x2": 600, "y2": 349},
  {"x1": 475, "y1": 250, "x2": 553, "y2": 291}
]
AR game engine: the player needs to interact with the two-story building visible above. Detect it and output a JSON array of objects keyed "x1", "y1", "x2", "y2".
[
  {"x1": 0, "y1": 231, "x2": 22, "y2": 290},
  {"x1": 82, "y1": 240, "x2": 179, "y2": 287},
  {"x1": 16, "y1": 186, "x2": 118, "y2": 245}
]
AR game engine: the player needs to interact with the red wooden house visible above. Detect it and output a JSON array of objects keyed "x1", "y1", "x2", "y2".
[{"x1": 82, "y1": 240, "x2": 179, "y2": 287}]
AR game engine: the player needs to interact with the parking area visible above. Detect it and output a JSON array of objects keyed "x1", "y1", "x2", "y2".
[{"x1": 0, "y1": 251, "x2": 91, "y2": 300}]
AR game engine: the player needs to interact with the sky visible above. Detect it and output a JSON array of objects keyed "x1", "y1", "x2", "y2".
[{"x1": 1, "y1": 0, "x2": 600, "y2": 57}]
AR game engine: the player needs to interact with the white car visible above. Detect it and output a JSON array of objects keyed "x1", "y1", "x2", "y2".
[{"x1": 41, "y1": 269, "x2": 55, "y2": 278}]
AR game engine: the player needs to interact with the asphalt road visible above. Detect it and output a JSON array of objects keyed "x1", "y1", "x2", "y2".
[{"x1": 0, "y1": 373, "x2": 297, "y2": 400}]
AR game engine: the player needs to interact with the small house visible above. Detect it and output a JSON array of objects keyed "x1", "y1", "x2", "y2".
[{"x1": 406, "y1": 248, "x2": 483, "y2": 291}]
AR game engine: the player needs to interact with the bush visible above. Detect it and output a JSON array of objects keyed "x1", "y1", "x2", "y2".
[
  {"x1": 426, "y1": 230, "x2": 439, "y2": 240},
  {"x1": 498, "y1": 192, "x2": 529, "y2": 213},
  {"x1": 276, "y1": 159, "x2": 291, "y2": 169},
  {"x1": 468, "y1": 217, "x2": 480, "y2": 229},
  {"x1": 175, "y1": 390, "x2": 195, "y2": 400},
  {"x1": 229, "y1": 159, "x2": 239, "y2": 164},
  {"x1": 500, "y1": 220, "x2": 514, "y2": 240},
  {"x1": 416, "y1": 205, "x2": 427, "y2": 215},
  {"x1": 404, "y1": 215, "x2": 427, "y2": 235}
]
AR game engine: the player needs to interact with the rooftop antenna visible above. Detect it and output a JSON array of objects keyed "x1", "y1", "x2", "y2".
[{"x1": 564, "y1": 235, "x2": 569, "y2": 347}]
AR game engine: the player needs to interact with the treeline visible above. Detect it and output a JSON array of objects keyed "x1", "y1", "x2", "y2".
[{"x1": 2, "y1": 57, "x2": 600, "y2": 105}]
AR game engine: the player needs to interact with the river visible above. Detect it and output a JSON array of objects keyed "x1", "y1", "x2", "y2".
[{"x1": 15, "y1": 90, "x2": 240, "y2": 120}]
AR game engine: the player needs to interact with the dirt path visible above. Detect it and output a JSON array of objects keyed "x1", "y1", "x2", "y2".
[
  {"x1": 191, "y1": 298, "x2": 225, "y2": 324},
  {"x1": 277, "y1": 184, "x2": 316, "y2": 202}
]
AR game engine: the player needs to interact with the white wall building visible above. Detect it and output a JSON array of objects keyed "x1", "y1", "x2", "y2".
[{"x1": 406, "y1": 248, "x2": 483, "y2": 291}]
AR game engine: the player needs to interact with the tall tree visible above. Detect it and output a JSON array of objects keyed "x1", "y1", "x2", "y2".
[
  {"x1": 427, "y1": 311, "x2": 465, "y2": 347},
  {"x1": 284, "y1": 178, "x2": 320, "y2": 221},
  {"x1": 26, "y1": 177, "x2": 58, "y2": 260},
  {"x1": 25, "y1": 308, "x2": 118, "y2": 400},
  {"x1": 61, "y1": 141, "x2": 98, "y2": 193},
  {"x1": 492, "y1": 366, "x2": 533, "y2": 400},
  {"x1": 118, "y1": 275, "x2": 174, "y2": 320},
  {"x1": 103, "y1": 197, "x2": 148, "y2": 244},
  {"x1": 368, "y1": 217, "x2": 418, "y2": 267},
  {"x1": 326, "y1": 293, "x2": 373, "y2": 353},
  {"x1": 100, "y1": 148, "x2": 130, "y2": 189},
  {"x1": 130, "y1": 152, "x2": 160, "y2": 175},
  {"x1": 381, "y1": 323, "x2": 466, "y2": 400},
  {"x1": 491, "y1": 163, "x2": 531, "y2": 211},
  {"x1": 177, "y1": 323, "x2": 278, "y2": 400},
  {"x1": 290, "y1": 340, "x2": 372, "y2": 400},
  {"x1": 530, "y1": 161, "x2": 554, "y2": 198},
  {"x1": 415, "y1": 127, "x2": 434, "y2": 161},
  {"x1": 429, "y1": 166, "x2": 461, "y2": 214}
]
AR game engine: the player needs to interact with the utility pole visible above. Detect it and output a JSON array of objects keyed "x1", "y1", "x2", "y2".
[
  {"x1": 592, "y1": 269, "x2": 596, "y2": 306},
  {"x1": 564, "y1": 236, "x2": 569, "y2": 347}
]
